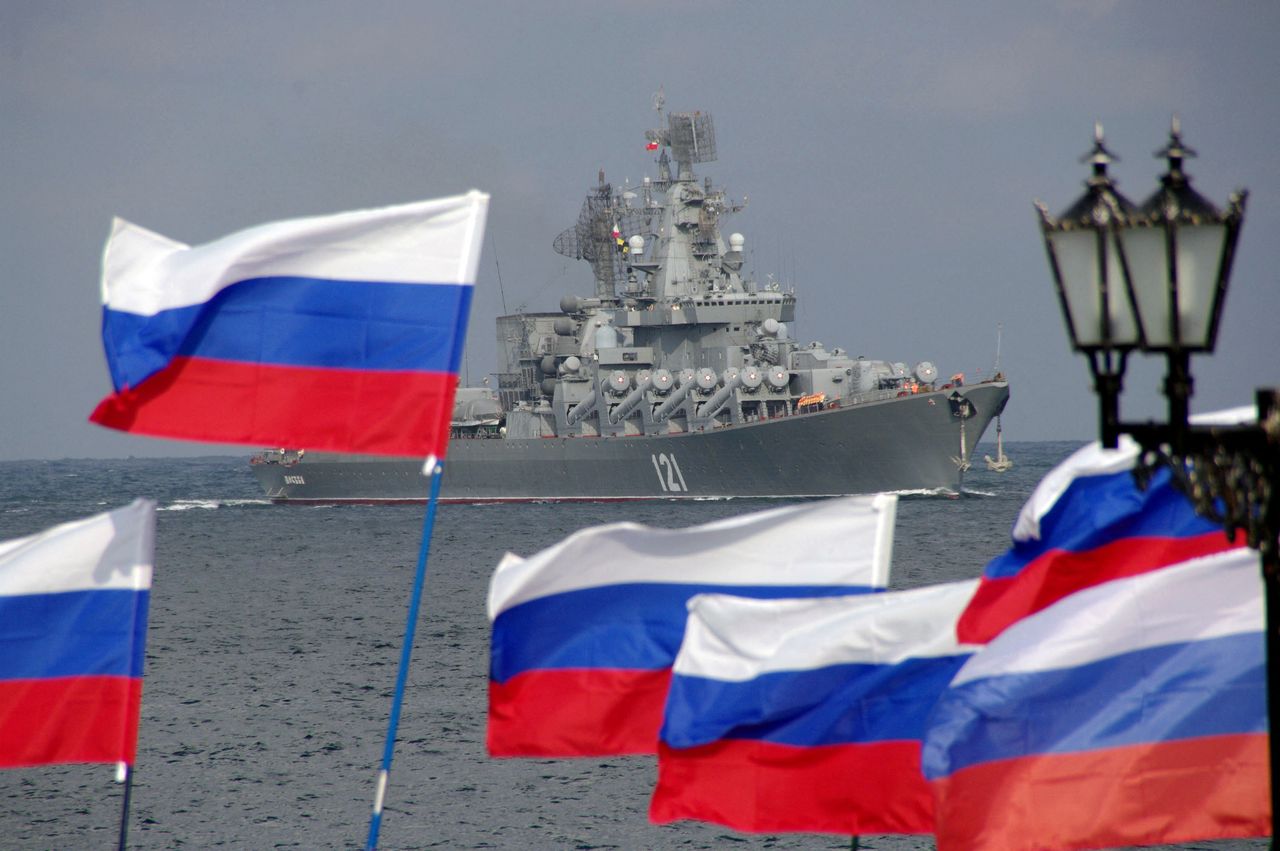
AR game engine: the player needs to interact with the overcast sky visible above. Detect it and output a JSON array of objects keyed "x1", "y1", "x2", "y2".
[{"x1": 2, "y1": 1, "x2": 1277, "y2": 460}]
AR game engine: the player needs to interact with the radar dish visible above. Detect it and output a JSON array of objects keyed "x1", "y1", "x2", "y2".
[
  {"x1": 552, "y1": 227, "x2": 580, "y2": 259},
  {"x1": 668, "y1": 111, "x2": 716, "y2": 164},
  {"x1": 553, "y1": 178, "x2": 653, "y2": 298}
]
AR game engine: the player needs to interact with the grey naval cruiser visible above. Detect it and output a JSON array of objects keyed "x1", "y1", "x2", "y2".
[{"x1": 252, "y1": 107, "x2": 1009, "y2": 503}]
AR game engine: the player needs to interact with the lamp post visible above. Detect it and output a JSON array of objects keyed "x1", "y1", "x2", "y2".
[
  {"x1": 1039, "y1": 119, "x2": 1279, "y2": 832},
  {"x1": 1035, "y1": 123, "x2": 1141, "y2": 448}
]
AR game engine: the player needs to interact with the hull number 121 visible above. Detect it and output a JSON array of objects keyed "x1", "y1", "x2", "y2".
[{"x1": 650, "y1": 453, "x2": 688, "y2": 493}]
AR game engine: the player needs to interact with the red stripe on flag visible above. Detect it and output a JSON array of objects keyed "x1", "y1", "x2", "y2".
[
  {"x1": 956, "y1": 530, "x2": 1240, "y2": 644},
  {"x1": 90, "y1": 356, "x2": 459, "y2": 457},
  {"x1": 931, "y1": 734, "x2": 1270, "y2": 851},
  {"x1": 651, "y1": 739, "x2": 934, "y2": 834},
  {"x1": 488, "y1": 668, "x2": 670, "y2": 756},
  {"x1": 0, "y1": 676, "x2": 143, "y2": 767}
]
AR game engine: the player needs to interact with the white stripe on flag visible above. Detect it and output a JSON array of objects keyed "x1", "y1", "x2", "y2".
[
  {"x1": 674, "y1": 580, "x2": 979, "y2": 682},
  {"x1": 103, "y1": 191, "x2": 489, "y2": 315},
  {"x1": 487, "y1": 494, "x2": 896, "y2": 619},
  {"x1": 952, "y1": 547, "x2": 1262, "y2": 687},
  {"x1": 0, "y1": 499, "x2": 155, "y2": 596}
]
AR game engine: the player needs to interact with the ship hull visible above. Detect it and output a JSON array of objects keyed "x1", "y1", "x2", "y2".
[{"x1": 251, "y1": 382, "x2": 1008, "y2": 503}]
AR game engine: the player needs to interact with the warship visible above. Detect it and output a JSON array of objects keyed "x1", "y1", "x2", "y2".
[{"x1": 252, "y1": 105, "x2": 1009, "y2": 503}]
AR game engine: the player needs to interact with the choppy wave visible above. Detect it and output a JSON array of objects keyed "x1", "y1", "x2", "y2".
[
  {"x1": 890, "y1": 487, "x2": 960, "y2": 499},
  {"x1": 159, "y1": 498, "x2": 272, "y2": 511},
  {"x1": 887, "y1": 486, "x2": 997, "y2": 500},
  {"x1": 960, "y1": 487, "x2": 997, "y2": 498}
]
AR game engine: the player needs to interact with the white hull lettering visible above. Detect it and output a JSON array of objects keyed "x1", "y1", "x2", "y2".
[
  {"x1": 650, "y1": 454, "x2": 668, "y2": 492},
  {"x1": 652, "y1": 453, "x2": 687, "y2": 492}
]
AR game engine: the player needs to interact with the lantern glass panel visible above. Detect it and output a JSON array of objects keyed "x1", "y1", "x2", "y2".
[
  {"x1": 1049, "y1": 227, "x2": 1140, "y2": 348},
  {"x1": 1120, "y1": 221, "x2": 1225, "y2": 350}
]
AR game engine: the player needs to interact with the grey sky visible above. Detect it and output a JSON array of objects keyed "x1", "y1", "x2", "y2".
[{"x1": 2, "y1": 1, "x2": 1277, "y2": 460}]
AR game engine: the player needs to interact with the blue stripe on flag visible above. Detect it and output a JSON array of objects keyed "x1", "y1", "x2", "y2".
[
  {"x1": 490, "y1": 582, "x2": 881, "y2": 682},
  {"x1": 983, "y1": 466, "x2": 1220, "y2": 580},
  {"x1": 102, "y1": 276, "x2": 473, "y2": 390},
  {"x1": 0, "y1": 589, "x2": 149, "y2": 680},
  {"x1": 923, "y1": 630, "x2": 1264, "y2": 779},
  {"x1": 663, "y1": 654, "x2": 972, "y2": 749}
]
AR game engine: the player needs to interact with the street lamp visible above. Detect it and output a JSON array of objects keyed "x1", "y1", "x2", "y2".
[
  {"x1": 1116, "y1": 117, "x2": 1249, "y2": 451},
  {"x1": 1035, "y1": 123, "x2": 1142, "y2": 448},
  {"x1": 1039, "y1": 118, "x2": 1279, "y2": 834}
]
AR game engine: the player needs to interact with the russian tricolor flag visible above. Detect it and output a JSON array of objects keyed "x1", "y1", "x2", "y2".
[
  {"x1": 924, "y1": 547, "x2": 1268, "y2": 851},
  {"x1": 650, "y1": 581, "x2": 978, "y2": 835},
  {"x1": 0, "y1": 499, "x2": 155, "y2": 768},
  {"x1": 956, "y1": 434, "x2": 1239, "y2": 644},
  {"x1": 90, "y1": 192, "x2": 489, "y2": 457},
  {"x1": 487, "y1": 496, "x2": 896, "y2": 757}
]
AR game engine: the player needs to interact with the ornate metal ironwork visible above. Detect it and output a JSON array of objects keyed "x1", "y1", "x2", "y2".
[{"x1": 1131, "y1": 389, "x2": 1280, "y2": 572}]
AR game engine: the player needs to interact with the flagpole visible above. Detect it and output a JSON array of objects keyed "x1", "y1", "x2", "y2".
[
  {"x1": 364, "y1": 456, "x2": 445, "y2": 851},
  {"x1": 116, "y1": 762, "x2": 134, "y2": 851}
]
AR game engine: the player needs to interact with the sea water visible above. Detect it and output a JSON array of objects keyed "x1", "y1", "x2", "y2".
[{"x1": 0, "y1": 446, "x2": 1267, "y2": 849}]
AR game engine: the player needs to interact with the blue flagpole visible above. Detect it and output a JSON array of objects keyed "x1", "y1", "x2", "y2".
[{"x1": 365, "y1": 456, "x2": 445, "y2": 850}]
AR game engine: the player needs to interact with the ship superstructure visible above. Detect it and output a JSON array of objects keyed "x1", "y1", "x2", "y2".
[{"x1": 252, "y1": 106, "x2": 1009, "y2": 502}]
